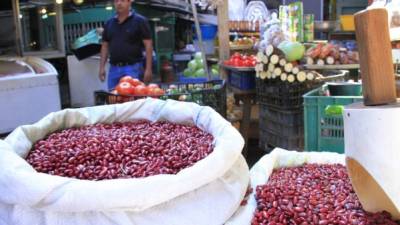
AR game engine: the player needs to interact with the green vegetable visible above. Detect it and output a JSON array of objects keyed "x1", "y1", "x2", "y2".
[
  {"x1": 169, "y1": 88, "x2": 181, "y2": 95},
  {"x1": 194, "y1": 68, "x2": 205, "y2": 77},
  {"x1": 194, "y1": 52, "x2": 203, "y2": 61},
  {"x1": 188, "y1": 60, "x2": 197, "y2": 72},
  {"x1": 211, "y1": 64, "x2": 219, "y2": 71},
  {"x1": 195, "y1": 58, "x2": 204, "y2": 70},
  {"x1": 325, "y1": 105, "x2": 344, "y2": 116},
  {"x1": 213, "y1": 84, "x2": 222, "y2": 90},
  {"x1": 211, "y1": 68, "x2": 219, "y2": 76},
  {"x1": 278, "y1": 41, "x2": 305, "y2": 62},
  {"x1": 183, "y1": 68, "x2": 192, "y2": 77}
]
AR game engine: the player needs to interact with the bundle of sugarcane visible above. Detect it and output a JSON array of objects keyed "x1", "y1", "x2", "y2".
[{"x1": 255, "y1": 45, "x2": 324, "y2": 83}]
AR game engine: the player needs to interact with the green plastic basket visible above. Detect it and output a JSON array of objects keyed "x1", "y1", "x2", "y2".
[{"x1": 303, "y1": 84, "x2": 363, "y2": 153}]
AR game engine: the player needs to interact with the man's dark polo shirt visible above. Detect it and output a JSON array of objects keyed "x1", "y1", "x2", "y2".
[{"x1": 102, "y1": 12, "x2": 152, "y2": 65}]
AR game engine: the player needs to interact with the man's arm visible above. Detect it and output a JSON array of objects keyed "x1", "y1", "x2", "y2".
[
  {"x1": 99, "y1": 41, "x2": 109, "y2": 82},
  {"x1": 143, "y1": 39, "x2": 153, "y2": 83}
]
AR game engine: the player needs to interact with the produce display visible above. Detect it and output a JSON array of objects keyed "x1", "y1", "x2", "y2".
[
  {"x1": 183, "y1": 52, "x2": 219, "y2": 78},
  {"x1": 113, "y1": 76, "x2": 165, "y2": 96},
  {"x1": 255, "y1": 44, "x2": 320, "y2": 83},
  {"x1": 305, "y1": 43, "x2": 360, "y2": 65},
  {"x1": 230, "y1": 37, "x2": 257, "y2": 48},
  {"x1": 26, "y1": 121, "x2": 214, "y2": 180},
  {"x1": 224, "y1": 52, "x2": 257, "y2": 68},
  {"x1": 252, "y1": 164, "x2": 400, "y2": 225},
  {"x1": 109, "y1": 82, "x2": 222, "y2": 103}
]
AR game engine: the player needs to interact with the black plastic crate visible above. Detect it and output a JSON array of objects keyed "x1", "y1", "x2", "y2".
[
  {"x1": 228, "y1": 71, "x2": 256, "y2": 90},
  {"x1": 71, "y1": 44, "x2": 101, "y2": 60},
  {"x1": 259, "y1": 128, "x2": 304, "y2": 151},
  {"x1": 259, "y1": 105, "x2": 303, "y2": 126},
  {"x1": 94, "y1": 80, "x2": 227, "y2": 118},
  {"x1": 256, "y1": 70, "x2": 347, "y2": 110},
  {"x1": 256, "y1": 78, "x2": 320, "y2": 110},
  {"x1": 260, "y1": 118, "x2": 303, "y2": 137}
]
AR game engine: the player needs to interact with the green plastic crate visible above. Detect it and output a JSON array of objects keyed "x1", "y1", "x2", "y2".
[{"x1": 303, "y1": 84, "x2": 363, "y2": 153}]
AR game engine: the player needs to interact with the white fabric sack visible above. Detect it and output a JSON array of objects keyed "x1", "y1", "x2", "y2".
[
  {"x1": 226, "y1": 148, "x2": 345, "y2": 225},
  {"x1": 0, "y1": 98, "x2": 250, "y2": 225}
]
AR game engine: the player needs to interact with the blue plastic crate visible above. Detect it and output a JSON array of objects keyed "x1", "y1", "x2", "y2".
[
  {"x1": 228, "y1": 71, "x2": 256, "y2": 90},
  {"x1": 178, "y1": 75, "x2": 219, "y2": 84},
  {"x1": 192, "y1": 24, "x2": 218, "y2": 40}
]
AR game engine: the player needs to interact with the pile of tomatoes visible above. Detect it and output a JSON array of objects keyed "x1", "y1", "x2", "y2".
[
  {"x1": 113, "y1": 76, "x2": 165, "y2": 96},
  {"x1": 224, "y1": 53, "x2": 256, "y2": 67}
]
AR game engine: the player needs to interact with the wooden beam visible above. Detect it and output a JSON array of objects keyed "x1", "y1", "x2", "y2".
[{"x1": 217, "y1": 0, "x2": 230, "y2": 79}]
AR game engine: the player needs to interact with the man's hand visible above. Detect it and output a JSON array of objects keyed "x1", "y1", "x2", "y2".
[
  {"x1": 99, "y1": 67, "x2": 106, "y2": 82},
  {"x1": 143, "y1": 69, "x2": 152, "y2": 83}
]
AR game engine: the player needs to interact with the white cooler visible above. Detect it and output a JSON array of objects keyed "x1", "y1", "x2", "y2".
[{"x1": 0, "y1": 57, "x2": 61, "y2": 134}]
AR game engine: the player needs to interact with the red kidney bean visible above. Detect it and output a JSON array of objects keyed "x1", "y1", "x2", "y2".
[
  {"x1": 251, "y1": 164, "x2": 400, "y2": 225},
  {"x1": 26, "y1": 120, "x2": 214, "y2": 181}
]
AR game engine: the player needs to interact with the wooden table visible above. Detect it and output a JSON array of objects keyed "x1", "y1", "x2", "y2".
[{"x1": 228, "y1": 85, "x2": 256, "y2": 157}]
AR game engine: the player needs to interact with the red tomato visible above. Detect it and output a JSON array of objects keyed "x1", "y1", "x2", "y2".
[
  {"x1": 131, "y1": 78, "x2": 143, "y2": 87},
  {"x1": 242, "y1": 55, "x2": 249, "y2": 61},
  {"x1": 237, "y1": 60, "x2": 246, "y2": 67},
  {"x1": 146, "y1": 87, "x2": 155, "y2": 96},
  {"x1": 152, "y1": 87, "x2": 165, "y2": 96},
  {"x1": 119, "y1": 75, "x2": 134, "y2": 85},
  {"x1": 147, "y1": 83, "x2": 159, "y2": 89},
  {"x1": 232, "y1": 58, "x2": 241, "y2": 67},
  {"x1": 250, "y1": 60, "x2": 256, "y2": 67},
  {"x1": 134, "y1": 85, "x2": 147, "y2": 96},
  {"x1": 242, "y1": 60, "x2": 251, "y2": 67},
  {"x1": 115, "y1": 81, "x2": 135, "y2": 96},
  {"x1": 119, "y1": 76, "x2": 143, "y2": 87},
  {"x1": 232, "y1": 52, "x2": 242, "y2": 60}
]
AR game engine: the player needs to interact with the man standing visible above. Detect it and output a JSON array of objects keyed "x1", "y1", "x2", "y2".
[{"x1": 99, "y1": 0, "x2": 153, "y2": 89}]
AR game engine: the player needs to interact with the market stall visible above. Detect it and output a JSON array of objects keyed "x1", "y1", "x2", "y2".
[{"x1": 1, "y1": 0, "x2": 400, "y2": 224}]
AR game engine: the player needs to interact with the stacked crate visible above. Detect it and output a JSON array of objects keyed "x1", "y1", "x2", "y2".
[
  {"x1": 256, "y1": 70, "x2": 348, "y2": 151},
  {"x1": 256, "y1": 78, "x2": 317, "y2": 150}
]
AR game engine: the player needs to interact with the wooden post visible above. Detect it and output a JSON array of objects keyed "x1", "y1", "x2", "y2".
[
  {"x1": 12, "y1": 0, "x2": 23, "y2": 56},
  {"x1": 217, "y1": 0, "x2": 230, "y2": 79},
  {"x1": 354, "y1": 8, "x2": 397, "y2": 105}
]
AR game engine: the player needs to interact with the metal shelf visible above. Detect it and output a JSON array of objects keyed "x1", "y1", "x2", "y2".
[{"x1": 303, "y1": 64, "x2": 359, "y2": 70}]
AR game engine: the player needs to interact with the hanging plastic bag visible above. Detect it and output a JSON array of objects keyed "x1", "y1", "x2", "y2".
[{"x1": 259, "y1": 12, "x2": 287, "y2": 51}]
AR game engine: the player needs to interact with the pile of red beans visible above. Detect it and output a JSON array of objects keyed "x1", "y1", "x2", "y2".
[
  {"x1": 252, "y1": 164, "x2": 400, "y2": 225},
  {"x1": 26, "y1": 121, "x2": 214, "y2": 180}
]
